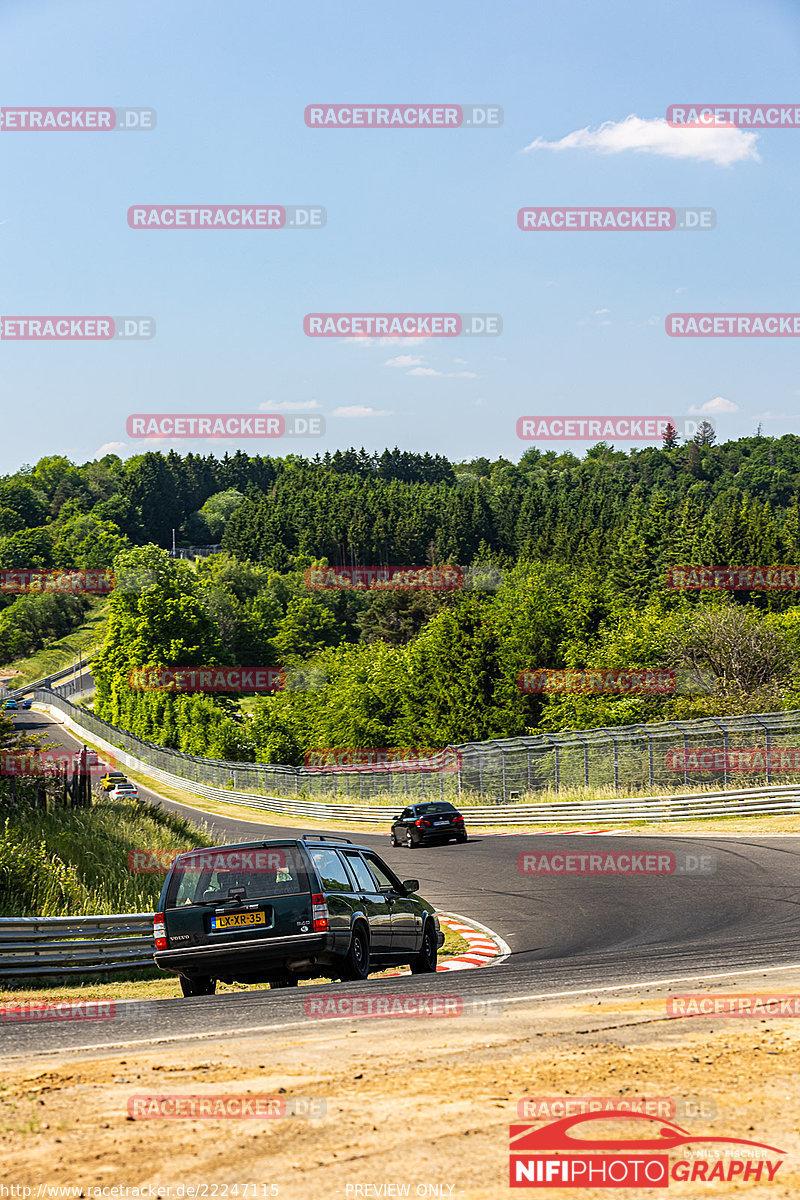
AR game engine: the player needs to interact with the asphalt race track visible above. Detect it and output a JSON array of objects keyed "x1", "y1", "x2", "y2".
[{"x1": 3, "y1": 708, "x2": 800, "y2": 1056}]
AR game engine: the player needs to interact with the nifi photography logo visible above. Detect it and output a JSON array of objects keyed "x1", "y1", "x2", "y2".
[{"x1": 509, "y1": 1110, "x2": 785, "y2": 1188}]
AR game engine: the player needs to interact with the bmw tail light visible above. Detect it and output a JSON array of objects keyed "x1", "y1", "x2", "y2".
[
  {"x1": 311, "y1": 893, "x2": 329, "y2": 931},
  {"x1": 454, "y1": 815, "x2": 464, "y2": 824},
  {"x1": 415, "y1": 819, "x2": 424, "y2": 827},
  {"x1": 154, "y1": 912, "x2": 167, "y2": 951}
]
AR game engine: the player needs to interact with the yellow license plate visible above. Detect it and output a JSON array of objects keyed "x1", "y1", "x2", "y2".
[{"x1": 212, "y1": 911, "x2": 266, "y2": 930}]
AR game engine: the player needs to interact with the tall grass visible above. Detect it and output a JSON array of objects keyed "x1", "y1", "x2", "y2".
[{"x1": 0, "y1": 794, "x2": 214, "y2": 916}]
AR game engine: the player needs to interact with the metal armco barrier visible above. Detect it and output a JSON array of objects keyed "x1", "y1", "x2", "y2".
[
  {"x1": 0, "y1": 913, "x2": 154, "y2": 978},
  {"x1": 29, "y1": 693, "x2": 800, "y2": 825},
  {"x1": 32, "y1": 687, "x2": 800, "y2": 801},
  {"x1": 9, "y1": 656, "x2": 95, "y2": 699}
]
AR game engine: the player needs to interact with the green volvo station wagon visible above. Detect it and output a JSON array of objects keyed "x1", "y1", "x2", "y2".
[{"x1": 154, "y1": 835, "x2": 444, "y2": 996}]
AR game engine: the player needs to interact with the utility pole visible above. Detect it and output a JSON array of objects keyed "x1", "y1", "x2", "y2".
[{"x1": 172, "y1": 528, "x2": 176, "y2": 557}]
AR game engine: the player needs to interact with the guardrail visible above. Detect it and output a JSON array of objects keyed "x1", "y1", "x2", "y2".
[
  {"x1": 8, "y1": 656, "x2": 95, "y2": 699},
  {"x1": 0, "y1": 913, "x2": 154, "y2": 978},
  {"x1": 31, "y1": 695, "x2": 800, "y2": 825}
]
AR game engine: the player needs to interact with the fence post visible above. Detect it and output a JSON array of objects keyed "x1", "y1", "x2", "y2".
[
  {"x1": 596, "y1": 729, "x2": 620, "y2": 791},
  {"x1": 647, "y1": 731, "x2": 654, "y2": 789},
  {"x1": 708, "y1": 717, "x2": 729, "y2": 789},
  {"x1": 540, "y1": 734, "x2": 559, "y2": 793},
  {"x1": 753, "y1": 715, "x2": 772, "y2": 785},
  {"x1": 668, "y1": 722, "x2": 690, "y2": 788},
  {"x1": 575, "y1": 732, "x2": 589, "y2": 787},
  {"x1": 501, "y1": 748, "x2": 507, "y2": 801}
]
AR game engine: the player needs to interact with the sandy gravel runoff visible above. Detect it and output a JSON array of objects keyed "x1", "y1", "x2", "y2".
[{"x1": 2, "y1": 970, "x2": 800, "y2": 1198}]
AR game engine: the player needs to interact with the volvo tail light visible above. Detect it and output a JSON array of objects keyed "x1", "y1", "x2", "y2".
[
  {"x1": 154, "y1": 912, "x2": 167, "y2": 951},
  {"x1": 311, "y1": 893, "x2": 329, "y2": 932}
]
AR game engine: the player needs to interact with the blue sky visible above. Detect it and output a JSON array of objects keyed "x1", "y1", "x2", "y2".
[{"x1": 1, "y1": 0, "x2": 799, "y2": 474}]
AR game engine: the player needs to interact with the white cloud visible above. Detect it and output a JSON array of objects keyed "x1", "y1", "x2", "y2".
[
  {"x1": 407, "y1": 366, "x2": 478, "y2": 378},
  {"x1": 95, "y1": 441, "x2": 128, "y2": 457},
  {"x1": 385, "y1": 355, "x2": 426, "y2": 367},
  {"x1": 332, "y1": 405, "x2": 392, "y2": 418},
  {"x1": 675, "y1": 287, "x2": 687, "y2": 294},
  {"x1": 453, "y1": 357, "x2": 469, "y2": 365},
  {"x1": 259, "y1": 399, "x2": 319, "y2": 411},
  {"x1": 688, "y1": 396, "x2": 740, "y2": 414},
  {"x1": 595, "y1": 308, "x2": 610, "y2": 315},
  {"x1": 524, "y1": 114, "x2": 760, "y2": 167}
]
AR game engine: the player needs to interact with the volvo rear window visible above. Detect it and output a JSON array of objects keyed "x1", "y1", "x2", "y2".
[{"x1": 166, "y1": 845, "x2": 310, "y2": 907}]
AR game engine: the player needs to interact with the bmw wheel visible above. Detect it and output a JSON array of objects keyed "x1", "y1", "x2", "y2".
[{"x1": 405, "y1": 829, "x2": 416, "y2": 848}]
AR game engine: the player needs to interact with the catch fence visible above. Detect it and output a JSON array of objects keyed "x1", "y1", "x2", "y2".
[{"x1": 30, "y1": 689, "x2": 800, "y2": 801}]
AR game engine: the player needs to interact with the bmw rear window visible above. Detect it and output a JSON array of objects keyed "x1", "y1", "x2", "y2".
[{"x1": 166, "y1": 845, "x2": 310, "y2": 908}]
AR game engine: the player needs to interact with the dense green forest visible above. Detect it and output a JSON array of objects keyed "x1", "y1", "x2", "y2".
[{"x1": 6, "y1": 434, "x2": 800, "y2": 761}]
